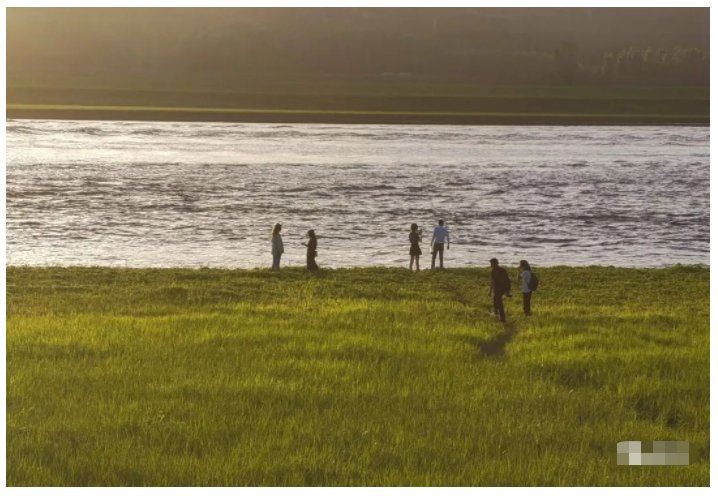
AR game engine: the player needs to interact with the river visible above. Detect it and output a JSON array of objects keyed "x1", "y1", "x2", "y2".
[{"x1": 6, "y1": 120, "x2": 709, "y2": 268}]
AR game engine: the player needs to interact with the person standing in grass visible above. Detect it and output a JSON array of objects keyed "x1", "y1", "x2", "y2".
[
  {"x1": 302, "y1": 229, "x2": 319, "y2": 272},
  {"x1": 271, "y1": 223, "x2": 284, "y2": 271},
  {"x1": 518, "y1": 259, "x2": 534, "y2": 316},
  {"x1": 489, "y1": 258, "x2": 511, "y2": 323},
  {"x1": 409, "y1": 223, "x2": 422, "y2": 271},
  {"x1": 430, "y1": 219, "x2": 450, "y2": 269}
]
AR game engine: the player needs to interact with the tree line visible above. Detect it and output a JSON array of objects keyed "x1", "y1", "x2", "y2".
[{"x1": 599, "y1": 47, "x2": 708, "y2": 85}]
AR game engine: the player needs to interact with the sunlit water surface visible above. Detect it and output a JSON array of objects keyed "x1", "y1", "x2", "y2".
[{"x1": 6, "y1": 120, "x2": 709, "y2": 268}]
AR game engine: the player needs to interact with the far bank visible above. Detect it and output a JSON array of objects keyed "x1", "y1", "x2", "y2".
[{"x1": 6, "y1": 84, "x2": 709, "y2": 125}]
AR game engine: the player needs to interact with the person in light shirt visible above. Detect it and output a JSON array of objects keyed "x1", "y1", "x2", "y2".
[{"x1": 430, "y1": 219, "x2": 450, "y2": 269}]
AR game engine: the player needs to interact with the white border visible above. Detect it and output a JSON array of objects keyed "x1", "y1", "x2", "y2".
[
  {"x1": 2, "y1": 1, "x2": 713, "y2": 494},
  {"x1": 1, "y1": 1, "x2": 714, "y2": 7}
]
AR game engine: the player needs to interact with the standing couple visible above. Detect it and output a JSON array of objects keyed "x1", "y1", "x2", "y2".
[
  {"x1": 409, "y1": 219, "x2": 450, "y2": 271},
  {"x1": 271, "y1": 223, "x2": 319, "y2": 272},
  {"x1": 489, "y1": 258, "x2": 536, "y2": 323}
]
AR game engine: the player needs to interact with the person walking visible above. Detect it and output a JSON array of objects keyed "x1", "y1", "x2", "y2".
[
  {"x1": 489, "y1": 258, "x2": 511, "y2": 323},
  {"x1": 519, "y1": 260, "x2": 534, "y2": 316},
  {"x1": 430, "y1": 219, "x2": 450, "y2": 269},
  {"x1": 302, "y1": 229, "x2": 319, "y2": 272},
  {"x1": 409, "y1": 223, "x2": 422, "y2": 271},
  {"x1": 271, "y1": 223, "x2": 284, "y2": 271}
]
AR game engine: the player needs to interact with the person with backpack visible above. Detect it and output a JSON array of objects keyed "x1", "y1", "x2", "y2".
[
  {"x1": 519, "y1": 259, "x2": 538, "y2": 316},
  {"x1": 489, "y1": 258, "x2": 511, "y2": 323}
]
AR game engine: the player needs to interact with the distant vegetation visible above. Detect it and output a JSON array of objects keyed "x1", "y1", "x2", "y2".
[
  {"x1": 7, "y1": 266, "x2": 709, "y2": 485},
  {"x1": 600, "y1": 47, "x2": 708, "y2": 86}
]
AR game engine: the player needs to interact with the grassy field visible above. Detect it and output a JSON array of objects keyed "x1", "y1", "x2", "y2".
[
  {"x1": 6, "y1": 265, "x2": 709, "y2": 486},
  {"x1": 6, "y1": 83, "x2": 709, "y2": 125}
]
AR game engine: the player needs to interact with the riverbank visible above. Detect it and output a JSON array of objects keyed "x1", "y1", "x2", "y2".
[
  {"x1": 6, "y1": 84, "x2": 709, "y2": 125},
  {"x1": 6, "y1": 265, "x2": 709, "y2": 485}
]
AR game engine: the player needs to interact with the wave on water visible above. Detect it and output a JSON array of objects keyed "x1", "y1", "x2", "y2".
[
  {"x1": 278, "y1": 186, "x2": 314, "y2": 193},
  {"x1": 445, "y1": 180, "x2": 472, "y2": 186},
  {"x1": 331, "y1": 184, "x2": 398, "y2": 191},
  {"x1": 74, "y1": 126, "x2": 110, "y2": 136},
  {"x1": 518, "y1": 236, "x2": 580, "y2": 244},
  {"x1": 664, "y1": 133, "x2": 709, "y2": 143},
  {"x1": 7, "y1": 125, "x2": 43, "y2": 135},
  {"x1": 130, "y1": 128, "x2": 170, "y2": 136}
]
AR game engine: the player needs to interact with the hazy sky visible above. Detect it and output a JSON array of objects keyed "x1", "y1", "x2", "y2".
[{"x1": 6, "y1": 7, "x2": 709, "y2": 89}]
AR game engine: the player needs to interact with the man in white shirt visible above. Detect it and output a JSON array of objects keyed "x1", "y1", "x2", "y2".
[{"x1": 430, "y1": 219, "x2": 450, "y2": 269}]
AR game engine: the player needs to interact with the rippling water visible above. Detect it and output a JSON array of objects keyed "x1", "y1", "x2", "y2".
[{"x1": 6, "y1": 120, "x2": 709, "y2": 268}]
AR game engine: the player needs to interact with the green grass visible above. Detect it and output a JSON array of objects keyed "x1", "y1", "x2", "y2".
[{"x1": 6, "y1": 265, "x2": 709, "y2": 486}]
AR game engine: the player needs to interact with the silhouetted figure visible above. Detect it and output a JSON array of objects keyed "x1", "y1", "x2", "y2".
[
  {"x1": 518, "y1": 259, "x2": 533, "y2": 316},
  {"x1": 271, "y1": 223, "x2": 284, "y2": 271},
  {"x1": 302, "y1": 229, "x2": 319, "y2": 272},
  {"x1": 409, "y1": 223, "x2": 422, "y2": 271},
  {"x1": 430, "y1": 219, "x2": 450, "y2": 269},
  {"x1": 489, "y1": 258, "x2": 511, "y2": 323}
]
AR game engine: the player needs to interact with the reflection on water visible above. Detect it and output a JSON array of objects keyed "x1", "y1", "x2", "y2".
[{"x1": 6, "y1": 120, "x2": 709, "y2": 268}]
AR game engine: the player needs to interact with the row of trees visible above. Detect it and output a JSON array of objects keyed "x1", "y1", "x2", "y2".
[
  {"x1": 599, "y1": 47, "x2": 709, "y2": 85},
  {"x1": 551, "y1": 45, "x2": 709, "y2": 85},
  {"x1": 455, "y1": 44, "x2": 709, "y2": 86}
]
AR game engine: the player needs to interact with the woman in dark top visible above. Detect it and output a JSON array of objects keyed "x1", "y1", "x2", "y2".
[
  {"x1": 409, "y1": 223, "x2": 422, "y2": 271},
  {"x1": 302, "y1": 229, "x2": 319, "y2": 272}
]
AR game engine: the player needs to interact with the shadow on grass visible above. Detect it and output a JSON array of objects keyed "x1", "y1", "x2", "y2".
[{"x1": 453, "y1": 320, "x2": 518, "y2": 359}]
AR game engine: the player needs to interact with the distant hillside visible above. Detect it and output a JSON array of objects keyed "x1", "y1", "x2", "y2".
[{"x1": 7, "y1": 7, "x2": 709, "y2": 91}]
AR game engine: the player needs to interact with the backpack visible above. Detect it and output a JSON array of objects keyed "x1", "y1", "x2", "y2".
[
  {"x1": 495, "y1": 267, "x2": 511, "y2": 295},
  {"x1": 528, "y1": 272, "x2": 539, "y2": 291}
]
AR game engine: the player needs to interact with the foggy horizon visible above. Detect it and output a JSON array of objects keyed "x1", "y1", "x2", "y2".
[{"x1": 7, "y1": 7, "x2": 709, "y2": 91}]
